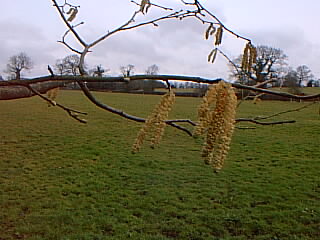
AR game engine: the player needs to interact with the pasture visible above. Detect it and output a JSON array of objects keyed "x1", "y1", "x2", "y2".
[{"x1": 0, "y1": 91, "x2": 319, "y2": 240}]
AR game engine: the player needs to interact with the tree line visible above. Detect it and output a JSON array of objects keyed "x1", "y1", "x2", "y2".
[
  {"x1": 1, "y1": 47, "x2": 319, "y2": 93},
  {"x1": 229, "y1": 45, "x2": 319, "y2": 90},
  {"x1": 0, "y1": 53, "x2": 166, "y2": 92}
]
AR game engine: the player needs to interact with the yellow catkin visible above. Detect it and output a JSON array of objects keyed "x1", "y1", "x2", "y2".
[
  {"x1": 242, "y1": 43, "x2": 257, "y2": 72},
  {"x1": 207, "y1": 48, "x2": 218, "y2": 63},
  {"x1": 253, "y1": 95, "x2": 261, "y2": 104},
  {"x1": 205, "y1": 24, "x2": 216, "y2": 40},
  {"x1": 250, "y1": 45, "x2": 257, "y2": 65},
  {"x1": 194, "y1": 84, "x2": 219, "y2": 136},
  {"x1": 205, "y1": 24, "x2": 212, "y2": 40},
  {"x1": 132, "y1": 91, "x2": 175, "y2": 153},
  {"x1": 47, "y1": 88, "x2": 59, "y2": 106},
  {"x1": 215, "y1": 25, "x2": 223, "y2": 46},
  {"x1": 140, "y1": 0, "x2": 151, "y2": 14},
  {"x1": 150, "y1": 91, "x2": 175, "y2": 147},
  {"x1": 67, "y1": 8, "x2": 78, "y2": 22},
  {"x1": 201, "y1": 81, "x2": 237, "y2": 170},
  {"x1": 241, "y1": 43, "x2": 250, "y2": 71}
]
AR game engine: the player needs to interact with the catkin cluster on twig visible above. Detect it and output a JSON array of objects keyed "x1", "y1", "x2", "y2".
[
  {"x1": 132, "y1": 91, "x2": 175, "y2": 153},
  {"x1": 194, "y1": 85, "x2": 218, "y2": 136},
  {"x1": 66, "y1": 7, "x2": 78, "y2": 22},
  {"x1": 214, "y1": 25, "x2": 223, "y2": 46},
  {"x1": 140, "y1": 0, "x2": 151, "y2": 14},
  {"x1": 195, "y1": 81, "x2": 237, "y2": 170},
  {"x1": 204, "y1": 24, "x2": 223, "y2": 63},
  {"x1": 241, "y1": 42, "x2": 257, "y2": 72}
]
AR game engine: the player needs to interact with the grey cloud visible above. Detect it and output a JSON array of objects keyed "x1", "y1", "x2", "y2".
[
  {"x1": 0, "y1": 20, "x2": 70, "y2": 77},
  {"x1": 251, "y1": 26, "x2": 320, "y2": 77}
]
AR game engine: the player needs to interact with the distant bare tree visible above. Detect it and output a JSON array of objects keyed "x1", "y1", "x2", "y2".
[
  {"x1": 231, "y1": 45, "x2": 287, "y2": 86},
  {"x1": 54, "y1": 59, "x2": 67, "y2": 75},
  {"x1": 145, "y1": 64, "x2": 159, "y2": 75},
  {"x1": 283, "y1": 70, "x2": 301, "y2": 94},
  {"x1": 120, "y1": 64, "x2": 135, "y2": 77},
  {"x1": 5, "y1": 52, "x2": 33, "y2": 80},
  {"x1": 89, "y1": 65, "x2": 108, "y2": 77},
  {"x1": 54, "y1": 54, "x2": 85, "y2": 76},
  {"x1": 296, "y1": 65, "x2": 313, "y2": 87}
]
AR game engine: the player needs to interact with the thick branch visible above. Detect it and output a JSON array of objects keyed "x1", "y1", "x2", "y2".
[
  {"x1": 76, "y1": 81, "x2": 194, "y2": 135},
  {"x1": 2, "y1": 75, "x2": 319, "y2": 100},
  {"x1": 0, "y1": 81, "x2": 67, "y2": 100},
  {"x1": 24, "y1": 84, "x2": 87, "y2": 123}
]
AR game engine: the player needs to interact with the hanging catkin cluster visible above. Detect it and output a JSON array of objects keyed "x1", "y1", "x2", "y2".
[
  {"x1": 205, "y1": 23, "x2": 223, "y2": 64},
  {"x1": 193, "y1": 85, "x2": 218, "y2": 136},
  {"x1": 132, "y1": 91, "x2": 175, "y2": 153},
  {"x1": 241, "y1": 42, "x2": 257, "y2": 72},
  {"x1": 47, "y1": 88, "x2": 59, "y2": 106},
  {"x1": 195, "y1": 81, "x2": 237, "y2": 170},
  {"x1": 66, "y1": 7, "x2": 78, "y2": 22},
  {"x1": 140, "y1": 0, "x2": 151, "y2": 14}
]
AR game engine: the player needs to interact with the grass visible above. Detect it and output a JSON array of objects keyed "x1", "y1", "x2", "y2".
[
  {"x1": 269, "y1": 87, "x2": 320, "y2": 95},
  {"x1": 0, "y1": 91, "x2": 319, "y2": 240}
]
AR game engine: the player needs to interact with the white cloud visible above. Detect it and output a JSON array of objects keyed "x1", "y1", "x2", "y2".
[{"x1": 1, "y1": 0, "x2": 319, "y2": 79}]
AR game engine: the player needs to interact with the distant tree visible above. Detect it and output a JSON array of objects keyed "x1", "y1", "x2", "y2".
[
  {"x1": 89, "y1": 65, "x2": 108, "y2": 77},
  {"x1": 0, "y1": 75, "x2": 3, "y2": 81},
  {"x1": 54, "y1": 54, "x2": 85, "y2": 76},
  {"x1": 296, "y1": 65, "x2": 313, "y2": 87},
  {"x1": 230, "y1": 45, "x2": 287, "y2": 86},
  {"x1": 54, "y1": 59, "x2": 68, "y2": 75},
  {"x1": 145, "y1": 64, "x2": 159, "y2": 75},
  {"x1": 86, "y1": 65, "x2": 111, "y2": 90},
  {"x1": 143, "y1": 64, "x2": 161, "y2": 92},
  {"x1": 120, "y1": 64, "x2": 135, "y2": 77},
  {"x1": 5, "y1": 52, "x2": 33, "y2": 80},
  {"x1": 283, "y1": 70, "x2": 301, "y2": 94},
  {"x1": 306, "y1": 80, "x2": 314, "y2": 87}
]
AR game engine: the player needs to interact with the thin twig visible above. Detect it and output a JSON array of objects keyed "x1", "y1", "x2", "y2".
[
  {"x1": 24, "y1": 84, "x2": 88, "y2": 123},
  {"x1": 236, "y1": 119, "x2": 296, "y2": 125},
  {"x1": 52, "y1": 0, "x2": 87, "y2": 47},
  {"x1": 76, "y1": 81, "x2": 195, "y2": 135},
  {"x1": 254, "y1": 102, "x2": 318, "y2": 121}
]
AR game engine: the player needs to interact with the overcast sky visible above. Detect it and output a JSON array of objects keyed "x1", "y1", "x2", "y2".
[{"x1": 1, "y1": 0, "x2": 319, "y2": 80}]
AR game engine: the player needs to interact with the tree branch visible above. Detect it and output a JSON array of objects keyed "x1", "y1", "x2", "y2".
[
  {"x1": 76, "y1": 80, "x2": 194, "y2": 135},
  {"x1": 2, "y1": 75, "x2": 319, "y2": 100},
  {"x1": 51, "y1": 0, "x2": 87, "y2": 47},
  {"x1": 254, "y1": 102, "x2": 318, "y2": 121},
  {"x1": 236, "y1": 118, "x2": 296, "y2": 125},
  {"x1": 24, "y1": 84, "x2": 88, "y2": 123}
]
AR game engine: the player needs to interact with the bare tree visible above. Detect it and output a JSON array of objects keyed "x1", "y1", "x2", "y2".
[
  {"x1": 5, "y1": 52, "x2": 33, "y2": 80},
  {"x1": 231, "y1": 45, "x2": 287, "y2": 86},
  {"x1": 120, "y1": 64, "x2": 135, "y2": 77},
  {"x1": 89, "y1": 65, "x2": 108, "y2": 77},
  {"x1": 55, "y1": 54, "x2": 84, "y2": 76},
  {"x1": 282, "y1": 69, "x2": 301, "y2": 94},
  {"x1": 54, "y1": 59, "x2": 68, "y2": 75},
  {"x1": 296, "y1": 65, "x2": 313, "y2": 87},
  {"x1": 145, "y1": 64, "x2": 159, "y2": 75}
]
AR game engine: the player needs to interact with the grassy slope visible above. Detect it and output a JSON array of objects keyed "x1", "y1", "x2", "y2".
[{"x1": 0, "y1": 91, "x2": 319, "y2": 240}]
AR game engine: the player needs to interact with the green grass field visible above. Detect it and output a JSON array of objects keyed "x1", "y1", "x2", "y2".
[{"x1": 0, "y1": 91, "x2": 319, "y2": 240}]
